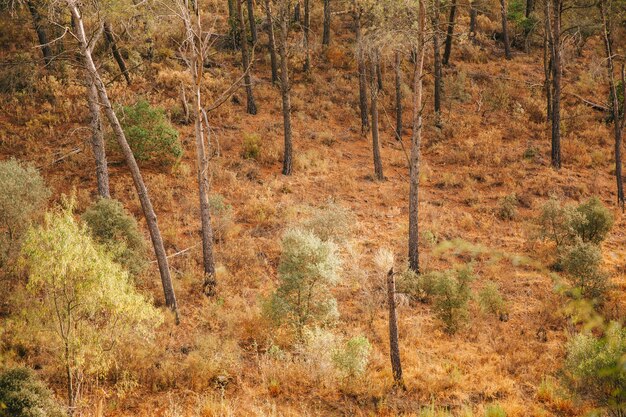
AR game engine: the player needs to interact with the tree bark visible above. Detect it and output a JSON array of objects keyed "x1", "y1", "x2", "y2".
[
  {"x1": 432, "y1": 0, "x2": 442, "y2": 125},
  {"x1": 526, "y1": 0, "x2": 534, "y2": 17},
  {"x1": 237, "y1": 0, "x2": 258, "y2": 114},
  {"x1": 386, "y1": 268, "x2": 404, "y2": 389},
  {"x1": 469, "y1": 0, "x2": 477, "y2": 38},
  {"x1": 442, "y1": 0, "x2": 457, "y2": 66},
  {"x1": 86, "y1": 74, "x2": 110, "y2": 199},
  {"x1": 103, "y1": 21, "x2": 131, "y2": 85},
  {"x1": 543, "y1": 0, "x2": 552, "y2": 122},
  {"x1": 264, "y1": 0, "x2": 279, "y2": 83},
  {"x1": 67, "y1": 1, "x2": 179, "y2": 317},
  {"x1": 278, "y1": 2, "x2": 293, "y2": 175},
  {"x1": 303, "y1": 0, "x2": 311, "y2": 72},
  {"x1": 395, "y1": 51, "x2": 403, "y2": 138},
  {"x1": 370, "y1": 55, "x2": 384, "y2": 181},
  {"x1": 549, "y1": 0, "x2": 561, "y2": 169},
  {"x1": 376, "y1": 59, "x2": 384, "y2": 92},
  {"x1": 322, "y1": 0, "x2": 331, "y2": 46},
  {"x1": 26, "y1": 0, "x2": 53, "y2": 66},
  {"x1": 247, "y1": 0, "x2": 258, "y2": 44},
  {"x1": 354, "y1": 5, "x2": 369, "y2": 134},
  {"x1": 500, "y1": 0, "x2": 512, "y2": 60}
]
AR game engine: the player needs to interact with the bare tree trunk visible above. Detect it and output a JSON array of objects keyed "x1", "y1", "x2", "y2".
[
  {"x1": 549, "y1": 0, "x2": 561, "y2": 169},
  {"x1": 322, "y1": 0, "x2": 331, "y2": 46},
  {"x1": 395, "y1": 51, "x2": 403, "y2": 138},
  {"x1": 293, "y1": 0, "x2": 300, "y2": 22},
  {"x1": 370, "y1": 55, "x2": 384, "y2": 181},
  {"x1": 409, "y1": 0, "x2": 425, "y2": 275},
  {"x1": 500, "y1": 0, "x2": 512, "y2": 60},
  {"x1": 86, "y1": 75, "x2": 110, "y2": 198},
  {"x1": 442, "y1": 0, "x2": 457, "y2": 66},
  {"x1": 264, "y1": 0, "x2": 279, "y2": 83},
  {"x1": 376, "y1": 60, "x2": 384, "y2": 92},
  {"x1": 247, "y1": 0, "x2": 258, "y2": 44},
  {"x1": 303, "y1": 0, "x2": 311, "y2": 72},
  {"x1": 278, "y1": 2, "x2": 293, "y2": 175},
  {"x1": 543, "y1": 0, "x2": 552, "y2": 122},
  {"x1": 432, "y1": 0, "x2": 442, "y2": 125},
  {"x1": 27, "y1": 0, "x2": 53, "y2": 66},
  {"x1": 103, "y1": 21, "x2": 131, "y2": 85},
  {"x1": 600, "y1": 0, "x2": 625, "y2": 210},
  {"x1": 228, "y1": 0, "x2": 240, "y2": 49},
  {"x1": 526, "y1": 0, "x2": 534, "y2": 17},
  {"x1": 386, "y1": 268, "x2": 404, "y2": 389},
  {"x1": 354, "y1": 6, "x2": 369, "y2": 134},
  {"x1": 469, "y1": 0, "x2": 477, "y2": 38},
  {"x1": 237, "y1": 0, "x2": 258, "y2": 114},
  {"x1": 67, "y1": 1, "x2": 179, "y2": 317}
]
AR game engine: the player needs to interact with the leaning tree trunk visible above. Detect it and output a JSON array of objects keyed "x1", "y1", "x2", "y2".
[
  {"x1": 442, "y1": 0, "x2": 457, "y2": 66},
  {"x1": 237, "y1": 0, "x2": 258, "y2": 114},
  {"x1": 246, "y1": 0, "x2": 258, "y2": 44},
  {"x1": 322, "y1": 0, "x2": 331, "y2": 46},
  {"x1": 278, "y1": 2, "x2": 293, "y2": 175},
  {"x1": 303, "y1": 0, "x2": 311, "y2": 72},
  {"x1": 27, "y1": 0, "x2": 53, "y2": 66},
  {"x1": 354, "y1": 6, "x2": 369, "y2": 134},
  {"x1": 370, "y1": 55, "x2": 384, "y2": 181},
  {"x1": 103, "y1": 21, "x2": 131, "y2": 85},
  {"x1": 409, "y1": 0, "x2": 425, "y2": 274},
  {"x1": 395, "y1": 51, "x2": 403, "y2": 138},
  {"x1": 432, "y1": 0, "x2": 442, "y2": 125},
  {"x1": 500, "y1": 0, "x2": 512, "y2": 60},
  {"x1": 386, "y1": 267, "x2": 404, "y2": 389},
  {"x1": 67, "y1": 0, "x2": 179, "y2": 317},
  {"x1": 264, "y1": 0, "x2": 279, "y2": 83},
  {"x1": 86, "y1": 75, "x2": 110, "y2": 198},
  {"x1": 549, "y1": 0, "x2": 561, "y2": 169}
]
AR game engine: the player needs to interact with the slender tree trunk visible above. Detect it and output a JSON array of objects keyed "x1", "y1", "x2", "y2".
[
  {"x1": 500, "y1": 0, "x2": 512, "y2": 60},
  {"x1": 67, "y1": 1, "x2": 179, "y2": 317},
  {"x1": 278, "y1": 2, "x2": 293, "y2": 175},
  {"x1": 395, "y1": 51, "x2": 403, "y2": 138},
  {"x1": 376, "y1": 60, "x2": 384, "y2": 92},
  {"x1": 409, "y1": 0, "x2": 425, "y2": 275},
  {"x1": 237, "y1": 0, "x2": 258, "y2": 114},
  {"x1": 600, "y1": 0, "x2": 625, "y2": 209},
  {"x1": 543, "y1": 0, "x2": 552, "y2": 122},
  {"x1": 432, "y1": 0, "x2": 442, "y2": 125},
  {"x1": 228, "y1": 0, "x2": 240, "y2": 49},
  {"x1": 264, "y1": 0, "x2": 279, "y2": 83},
  {"x1": 247, "y1": 0, "x2": 258, "y2": 44},
  {"x1": 27, "y1": 0, "x2": 53, "y2": 66},
  {"x1": 370, "y1": 55, "x2": 384, "y2": 181},
  {"x1": 293, "y1": 0, "x2": 301, "y2": 22},
  {"x1": 86, "y1": 75, "x2": 110, "y2": 198},
  {"x1": 469, "y1": 0, "x2": 477, "y2": 38},
  {"x1": 103, "y1": 21, "x2": 131, "y2": 85},
  {"x1": 354, "y1": 6, "x2": 369, "y2": 134},
  {"x1": 303, "y1": 0, "x2": 311, "y2": 72},
  {"x1": 322, "y1": 0, "x2": 331, "y2": 46},
  {"x1": 442, "y1": 0, "x2": 457, "y2": 66},
  {"x1": 526, "y1": 0, "x2": 534, "y2": 17},
  {"x1": 386, "y1": 268, "x2": 404, "y2": 389},
  {"x1": 549, "y1": 0, "x2": 561, "y2": 169}
]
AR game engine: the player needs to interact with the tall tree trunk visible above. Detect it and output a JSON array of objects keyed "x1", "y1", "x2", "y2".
[
  {"x1": 293, "y1": 0, "x2": 301, "y2": 22},
  {"x1": 370, "y1": 55, "x2": 384, "y2": 181},
  {"x1": 103, "y1": 21, "x2": 131, "y2": 85},
  {"x1": 67, "y1": 1, "x2": 179, "y2": 317},
  {"x1": 228, "y1": 0, "x2": 240, "y2": 49},
  {"x1": 322, "y1": 0, "x2": 331, "y2": 46},
  {"x1": 246, "y1": 0, "x2": 258, "y2": 44},
  {"x1": 526, "y1": 0, "x2": 534, "y2": 18},
  {"x1": 264, "y1": 0, "x2": 279, "y2": 83},
  {"x1": 27, "y1": 0, "x2": 53, "y2": 66},
  {"x1": 354, "y1": 6, "x2": 369, "y2": 134},
  {"x1": 395, "y1": 51, "x2": 403, "y2": 138},
  {"x1": 303, "y1": 0, "x2": 311, "y2": 72},
  {"x1": 386, "y1": 268, "x2": 404, "y2": 389},
  {"x1": 549, "y1": 0, "x2": 561, "y2": 169},
  {"x1": 237, "y1": 0, "x2": 258, "y2": 114},
  {"x1": 469, "y1": 0, "x2": 477, "y2": 38},
  {"x1": 432, "y1": 0, "x2": 442, "y2": 125},
  {"x1": 600, "y1": 0, "x2": 625, "y2": 209},
  {"x1": 500, "y1": 0, "x2": 512, "y2": 60},
  {"x1": 376, "y1": 60, "x2": 384, "y2": 92},
  {"x1": 86, "y1": 75, "x2": 110, "y2": 198},
  {"x1": 543, "y1": 0, "x2": 552, "y2": 122},
  {"x1": 409, "y1": 0, "x2": 425, "y2": 275},
  {"x1": 278, "y1": 2, "x2": 293, "y2": 175},
  {"x1": 442, "y1": 0, "x2": 457, "y2": 66}
]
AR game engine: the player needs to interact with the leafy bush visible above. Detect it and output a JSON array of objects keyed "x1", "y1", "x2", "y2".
[
  {"x1": 484, "y1": 403, "x2": 507, "y2": 417},
  {"x1": 241, "y1": 133, "x2": 261, "y2": 159},
  {"x1": 497, "y1": 194, "x2": 518, "y2": 221},
  {"x1": 0, "y1": 367, "x2": 64, "y2": 417},
  {"x1": 478, "y1": 281, "x2": 506, "y2": 316},
  {"x1": 0, "y1": 159, "x2": 50, "y2": 268},
  {"x1": 332, "y1": 335, "x2": 372, "y2": 378},
  {"x1": 569, "y1": 197, "x2": 614, "y2": 244},
  {"x1": 561, "y1": 241, "x2": 608, "y2": 299},
  {"x1": 538, "y1": 198, "x2": 581, "y2": 248},
  {"x1": 301, "y1": 202, "x2": 356, "y2": 243},
  {"x1": 263, "y1": 229, "x2": 341, "y2": 338},
  {"x1": 82, "y1": 198, "x2": 148, "y2": 276},
  {"x1": 428, "y1": 267, "x2": 474, "y2": 333},
  {"x1": 564, "y1": 323, "x2": 626, "y2": 414},
  {"x1": 208, "y1": 194, "x2": 234, "y2": 242},
  {"x1": 118, "y1": 99, "x2": 183, "y2": 164}
]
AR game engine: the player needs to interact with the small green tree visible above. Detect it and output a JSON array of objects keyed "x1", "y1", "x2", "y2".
[
  {"x1": 82, "y1": 198, "x2": 148, "y2": 276},
  {"x1": 19, "y1": 204, "x2": 163, "y2": 409},
  {"x1": 332, "y1": 335, "x2": 372, "y2": 378},
  {"x1": 478, "y1": 281, "x2": 506, "y2": 316},
  {"x1": 426, "y1": 267, "x2": 474, "y2": 334},
  {"x1": 561, "y1": 241, "x2": 609, "y2": 300},
  {"x1": 0, "y1": 159, "x2": 50, "y2": 268},
  {"x1": 0, "y1": 367, "x2": 64, "y2": 417},
  {"x1": 570, "y1": 197, "x2": 614, "y2": 244},
  {"x1": 264, "y1": 229, "x2": 341, "y2": 338},
  {"x1": 117, "y1": 99, "x2": 183, "y2": 165}
]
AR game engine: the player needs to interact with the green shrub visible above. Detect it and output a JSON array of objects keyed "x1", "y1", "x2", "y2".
[
  {"x1": 497, "y1": 194, "x2": 518, "y2": 221},
  {"x1": 0, "y1": 367, "x2": 64, "y2": 417},
  {"x1": 427, "y1": 267, "x2": 474, "y2": 333},
  {"x1": 208, "y1": 194, "x2": 234, "y2": 242},
  {"x1": 570, "y1": 197, "x2": 614, "y2": 244},
  {"x1": 118, "y1": 99, "x2": 183, "y2": 164},
  {"x1": 82, "y1": 198, "x2": 148, "y2": 276},
  {"x1": 478, "y1": 281, "x2": 506, "y2": 316},
  {"x1": 301, "y1": 202, "x2": 356, "y2": 243},
  {"x1": 398, "y1": 268, "x2": 437, "y2": 302},
  {"x1": 561, "y1": 240, "x2": 608, "y2": 299},
  {"x1": 332, "y1": 335, "x2": 371, "y2": 378},
  {"x1": 484, "y1": 403, "x2": 507, "y2": 417},
  {"x1": 538, "y1": 198, "x2": 581, "y2": 248},
  {"x1": 263, "y1": 229, "x2": 341, "y2": 338},
  {"x1": 564, "y1": 322, "x2": 626, "y2": 413},
  {"x1": 241, "y1": 133, "x2": 261, "y2": 159},
  {"x1": 0, "y1": 159, "x2": 50, "y2": 268}
]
